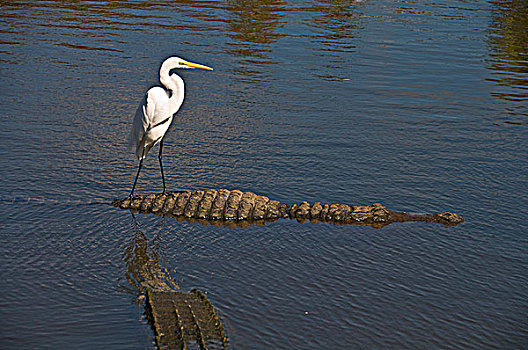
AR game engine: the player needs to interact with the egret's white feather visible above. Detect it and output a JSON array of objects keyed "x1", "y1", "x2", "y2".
[{"x1": 129, "y1": 61, "x2": 185, "y2": 160}]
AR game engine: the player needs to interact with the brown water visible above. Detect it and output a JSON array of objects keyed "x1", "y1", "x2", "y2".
[{"x1": 1, "y1": 1, "x2": 527, "y2": 348}]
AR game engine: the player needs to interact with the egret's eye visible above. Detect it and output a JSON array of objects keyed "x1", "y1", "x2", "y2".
[{"x1": 179, "y1": 62, "x2": 186, "y2": 66}]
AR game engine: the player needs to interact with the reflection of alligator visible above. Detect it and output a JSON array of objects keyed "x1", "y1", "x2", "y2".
[
  {"x1": 113, "y1": 189, "x2": 464, "y2": 227},
  {"x1": 125, "y1": 229, "x2": 227, "y2": 349},
  {"x1": 146, "y1": 289, "x2": 227, "y2": 349},
  {"x1": 124, "y1": 231, "x2": 179, "y2": 293}
]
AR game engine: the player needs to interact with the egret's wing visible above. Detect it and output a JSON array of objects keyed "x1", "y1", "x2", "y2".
[
  {"x1": 142, "y1": 88, "x2": 172, "y2": 147},
  {"x1": 128, "y1": 92, "x2": 152, "y2": 159},
  {"x1": 129, "y1": 87, "x2": 172, "y2": 159},
  {"x1": 144, "y1": 88, "x2": 161, "y2": 126}
]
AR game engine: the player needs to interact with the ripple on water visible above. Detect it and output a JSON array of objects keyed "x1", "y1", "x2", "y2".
[
  {"x1": 1, "y1": 202, "x2": 152, "y2": 348},
  {"x1": 0, "y1": 0, "x2": 527, "y2": 348}
]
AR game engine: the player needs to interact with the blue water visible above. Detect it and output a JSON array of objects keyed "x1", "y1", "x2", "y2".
[{"x1": 1, "y1": 1, "x2": 527, "y2": 348}]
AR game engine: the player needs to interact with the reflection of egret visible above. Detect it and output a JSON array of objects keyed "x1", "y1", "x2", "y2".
[{"x1": 129, "y1": 57, "x2": 213, "y2": 196}]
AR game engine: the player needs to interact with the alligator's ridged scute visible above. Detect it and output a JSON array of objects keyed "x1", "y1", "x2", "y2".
[
  {"x1": 113, "y1": 189, "x2": 464, "y2": 227},
  {"x1": 115, "y1": 190, "x2": 291, "y2": 223}
]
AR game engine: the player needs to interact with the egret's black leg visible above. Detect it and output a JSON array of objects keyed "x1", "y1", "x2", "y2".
[
  {"x1": 158, "y1": 138, "x2": 166, "y2": 193},
  {"x1": 130, "y1": 148, "x2": 145, "y2": 197}
]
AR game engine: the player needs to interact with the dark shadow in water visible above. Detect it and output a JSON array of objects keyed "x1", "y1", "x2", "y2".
[
  {"x1": 305, "y1": 0, "x2": 363, "y2": 52},
  {"x1": 221, "y1": 0, "x2": 365, "y2": 81},
  {"x1": 487, "y1": 0, "x2": 528, "y2": 105},
  {"x1": 225, "y1": 0, "x2": 287, "y2": 60},
  {"x1": 302, "y1": 1, "x2": 364, "y2": 81},
  {"x1": 222, "y1": 0, "x2": 287, "y2": 83}
]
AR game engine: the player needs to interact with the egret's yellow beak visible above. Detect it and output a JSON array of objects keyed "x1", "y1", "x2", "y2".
[{"x1": 185, "y1": 61, "x2": 213, "y2": 70}]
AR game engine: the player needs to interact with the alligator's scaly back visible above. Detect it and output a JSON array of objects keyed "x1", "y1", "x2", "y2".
[{"x1": 113, "y1": 189, "x2": 464, "y2": 227}]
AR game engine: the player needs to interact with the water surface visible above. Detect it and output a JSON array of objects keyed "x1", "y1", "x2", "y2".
[{"x1": 1, "y1": 0, "x2": 527, "y2": 348}]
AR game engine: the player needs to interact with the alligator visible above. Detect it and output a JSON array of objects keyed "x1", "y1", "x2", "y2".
[{"x1": 113, "y1": 189, "x2": 464, "y2": 227}]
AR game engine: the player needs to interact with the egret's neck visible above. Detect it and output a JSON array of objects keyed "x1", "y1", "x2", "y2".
[{"x1": 159, "y1": 66, "x2": 185, "y2": 110}]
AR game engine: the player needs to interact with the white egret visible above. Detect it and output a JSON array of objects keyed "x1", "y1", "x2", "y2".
[{"x1": 128, "y1": 56, "x2": 213, "y2": 197}]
